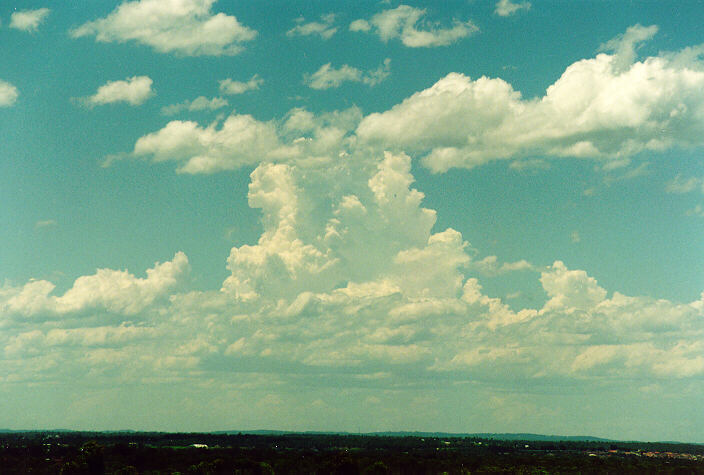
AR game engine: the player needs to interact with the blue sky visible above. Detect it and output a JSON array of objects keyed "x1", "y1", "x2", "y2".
[{"x1": 1, "y1": 0, "x2": 703, "y2": 441}]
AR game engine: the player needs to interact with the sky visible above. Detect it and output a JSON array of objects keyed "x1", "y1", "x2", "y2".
[{"x1": 1, "y1": 0, "x2": 703, "y2": 441}]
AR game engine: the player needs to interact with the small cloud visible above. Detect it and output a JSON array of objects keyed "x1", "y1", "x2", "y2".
[
  {"x1": 0, "y1": 80, "x2": 19, "y2": 107},
  {"x1": 287, "y1": 14, "x2": 337, "y2": 40},
  {"x1": 570, "y1": 231, "x2": 581, "y2": 243},
  {"x1": 305, "y1": 59, "x2": 391, "y2": 90},
  {"x1": 70, "y1": 0, "x2": 256, "y2": 56},
  {"x1": 350, "y1": 5, "x2": 477, "y2": 48},
  {"x1": 599, "y1": 24, "x2": 658, "y2": 73},
  {"x1": 495, "y1": 0, "x2": 531, "y2": 17},
  {"x1": 35, "y1": 219, "x2": 57, "y2": 229},
  {"x1": 473, "y1": 255, "x2": 533, "y2": 276},
  {"x1": 161, "y1": 96, "x2": 228, "y2": 115},
  {"x1": 81, "y1": 76, "x2": 154, "y2": 107},
  {"x1": 349, "y1": 19, "x2": 370, "y2": 32},
  {"x1": 219, "y1": 75, "x2": 263, "y2": 95},
  {"x1": 10, "y1": 8, "x2": 50, "y2": 32},
  {"x1": 666, "y1": 174, "x2": 703, "y2": 194},
  {"x1": 686, "y1": 204, "x2": 704, "y2": 217}
]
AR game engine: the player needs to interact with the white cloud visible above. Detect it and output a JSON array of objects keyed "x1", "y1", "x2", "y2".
[
  {"x1": 133, "y1": 114, "x2": 283, "y2": 174},
  {"x1": 495, "y1": 0, "x2": 530, "y2": 17},
  {"x1": 0, "y1": 252, "x2": 189, "y2": 318},
  {"x1": 286, "y1": 13, "x2": 337, "y2": 40},
  {"x1": 219, "y1": 75, "x2": 263, "y2": 95},
  {"x1": 130, "y1": 106, "x2": 363, "y2": 174},
  {"x1": 161, "y1": 96, "x2": 228, "y2": 115},
  {"x1": 9, "y1": 8, "x2": 50, "y2": 32},
  {"x1": 0, "y1": 80, "x2": 19, "y2": 107},
  {"x1": 357, "y1": 27, "x2": 704, "y2": 172},
  {"x1": 350, "y1": 5, "x2": 478, "y2": 47},
  {"x1": 306, "y1": 59, "x2": 391, "y2": 90},
  {"x1": 83, "y1": 76, "x2": 154, "y2": 107},
  {"x1": 71, "y1": 0, "x2": 256, "y2": 56}
]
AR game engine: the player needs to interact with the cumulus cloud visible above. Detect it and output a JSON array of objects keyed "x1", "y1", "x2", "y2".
[
  {"x1": 130, "y1": 106, "x2": 362, "y2": 173},
  {"x1": 287, "y1": 13, "x2": 337, "y2": 40},
  {"x1": 9, "y1": 8, "x2": 50, "y2": 32},
  {"x1": 70, "y1": 0, "x2": 256, "y2": 56},
  {"x1": 219, "y1": 75, "x2": 263, "y2": 95},
  {"x1": 305, "y1": 59, "x2": 391, "y2": 90},
  {"x1": 495, "y1": 0, "x2": 530, "y2": 17},
  {"x1": 357, "y1": 27, "x2": 704, "y2": 172},
  {"x1": 82, "y1": 76, "x2": 154, "y2": 107},
  {"x1": 132, "y1": 114, "x2": 282, "y2": 173},
  {"x1": 0, "y1": 252, "x2": 189, "y2": 318},
  {"x1": 161, "y1": 96, "x2": 228, "y2": 115},
  {"x1": 350, "y1": 5, "x2": 478, "y2": 47},
  {"x1": 0, "y1": 80, "x2": 19, "y2": 107}
]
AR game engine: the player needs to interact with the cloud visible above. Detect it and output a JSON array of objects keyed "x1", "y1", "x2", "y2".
[
  {"x1": 82, "y1": 76, "x2": 154, "y2": 107},
  {"x1": 599, "y1": 24, "x2": 658, "y2": 73},
  {"x1": 686, "y1": 204, "x2": 704, "y2": 217},
  {"x1": 286, "y1": 13, "x2": 337, "y2": 40},
  {"x1": 350, "y1": 5, "x2": 478, "y2": 47},
  {"x1": 34, "y1": 219, "x2": 57, "y2": 229},
  {"x1": 130, "y1": 106, "x2": 362, "y2": 173},
  {"x1": 132, "y1": 114, "x2": 282, "y2": 173},
  {"x1": 219, "y1": 75, "x2": 263, "y2": 95},
  {"x1": 161, "y1": 96, "x2": 228, "y2": 115},
  {"x1": 305, "y1": 59, "x2": 391, "y2": 90},
  {"x1": 666, "y1": 175, "x2": 703, "y2": 194},
  {"x1": 357, "y1": 26, "x2": 704, "y2": 172},
  {"x1": 0, "y1": 252, "x2": 189, "y2": 318},
  {"x1": 473, "y1": 255, "x2": 533, "y2": 276},
  {"x1": 495, "y1": 0, "x2": 530, "y2": 17},
  {"x1": 0, "y1": 80, "x2": 19, "y2": 107},
  {"x1": 9, "y1": 8, "x2": 50, "y2": 32},
  {"x1": 70, "y1": 0, "x2": 256, "y2": 56}
]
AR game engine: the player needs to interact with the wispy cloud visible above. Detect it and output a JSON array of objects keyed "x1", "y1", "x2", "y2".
[
  {"x1": 219, "y1": 75, "x2": 263, "y2": 95},
  {"x1": 161, "y1": 96, "x2": 228, "y2": 115},
  {"x1": 350, "y1": 5, "x2": 477, "y2": 47},
  {"x1": 306, "y1": 59, "x2": 391, "y2": 90},
  {"x1": 287, "y1": 13, "x2": 337, "y2": 40}
]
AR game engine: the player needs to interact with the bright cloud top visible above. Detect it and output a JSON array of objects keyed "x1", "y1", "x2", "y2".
[
  {"x1": 71, "y1": 0, "x2": 257, "y2": 56},
  {"x1": 350, "y1": 5, "x2": 478, "y2": 48},
  {"x1": 0, "y1": 80, "x2": 19, "y2": 107},
  {"x1": 306, "y1": 59, "x2": 391, "y2": 90},
  {"x1": 82, "y1": 76, "x2": 154, "y2": 107},
  {"x1": 287, "y1": 14, "x2": 337, "y2": 40},
  {"x1": 357, "y1": 27, "x2": 704, "y2": 172}
]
